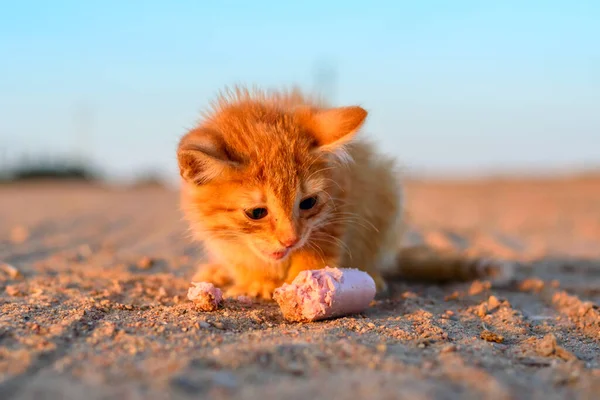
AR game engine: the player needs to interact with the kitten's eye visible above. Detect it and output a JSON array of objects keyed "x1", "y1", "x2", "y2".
[
  {"x1": 245, "y1": 208, "x2": 268, "y2": 220},
  {"x1": 299, "y1": 196, "x2": 318, "y2": 210}
]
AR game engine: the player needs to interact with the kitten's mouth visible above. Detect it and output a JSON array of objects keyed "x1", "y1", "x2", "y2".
[
  {"x1": 267, "y1": 249, "x2": 290, "y2": 260},
  {"x1": 252, "y1": 235, "x2": 309, "y2": 262}
]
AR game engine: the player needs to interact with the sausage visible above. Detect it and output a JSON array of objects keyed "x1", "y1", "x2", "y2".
[
  {"x1": 273, "y1": 267, "x2": 376, "y2": 322},
  {"x1": 187, "y1": 282, "x2": 223, "y2": 311}
]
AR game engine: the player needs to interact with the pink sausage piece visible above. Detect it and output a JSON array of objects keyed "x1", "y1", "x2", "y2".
[
  {"x1": 187, "y1": 282, "x2": 223, "y2": 311},
  {"x1": 273, "y1": 267, "x2": 376, "y2": 322}
]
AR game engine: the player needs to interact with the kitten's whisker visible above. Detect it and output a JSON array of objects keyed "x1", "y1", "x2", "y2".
[
  {"x1": 324, "y1": 211, "x2": 379, "y2": 232},
  {"x1": 316, "y1": 216, "x2": 377, "y2": 233},
  {"x1": 306, "y1": 241, "x2": 326, "y2": 265},
  {"x1": 312, "y1": 232, "x2": 352, "y2": 259},
  {"x1": 306, "y1": 166, "x2": 336, "y2": 182},
  {"x1": 318, "y1": 177, "x2": 343, "y2": 191}
]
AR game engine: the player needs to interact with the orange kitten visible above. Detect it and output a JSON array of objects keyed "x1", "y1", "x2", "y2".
[{"x1": 177, "y1": 87, "x2": 513, "y2": 299}]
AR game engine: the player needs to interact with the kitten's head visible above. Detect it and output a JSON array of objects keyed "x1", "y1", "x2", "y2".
[{"x1": 177, "y1": 88, "x2": 367, "y2": 262}]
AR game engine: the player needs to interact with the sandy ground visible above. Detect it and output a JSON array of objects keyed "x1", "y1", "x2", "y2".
[{"x1": 0, "y1": 178, "x2": 599, "y2": 400}]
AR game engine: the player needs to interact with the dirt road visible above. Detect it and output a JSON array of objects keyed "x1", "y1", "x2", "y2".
[{"x1": 1, "y1": 178, "x2": 599, "y2": 399}]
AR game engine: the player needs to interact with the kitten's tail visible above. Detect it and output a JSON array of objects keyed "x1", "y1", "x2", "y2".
[{"x1": 384, "y1": 245, "x2": 516, "y2": 286}]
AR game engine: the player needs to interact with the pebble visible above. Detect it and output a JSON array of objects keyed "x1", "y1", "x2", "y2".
[
  {"x1": 476, "y1": 303, "x2": 489, "y2": 317},
  {"x1": 376, "y1": 343, "x2": 387, "y2": 353},
  {"x1": 441, "y1": 344, "x2": 457, "y2": 353},
  {"x1": 536, "y1": 333, "x2": 557, "y2": 357},
  {"x1": 469, "y1": 280, "x2": 491, "y2": 296},
  {"x1": 0, "y1": 262, "x2": 22, "y2": 279},
  {"x1": 10, "y1": 226, "x2": 29, "y2": 243},
  {"x1": 536, "y1": 333, "x2": 577, "y2": 361},
  {"x1": 211, "y1": 321, "x2": 225, "y2": 330},
  {"x1": 519, "y1": 278, "x2": 545, "y2": 292},
  {"x1": 487, "y1": 295, "x2": 501, "y2": 311},
  {"x1": 480, "y1": 330, "x2": 504, "y2": 343},
  {"x1": 137, "y1": 256, "x2": 155, "y2": 269},
  {"x1": 5, "y1": 285, "x2": 21, "y2": 296},
  {"x1": 444, "y1": 291, "x2": 461, "y2": 301}
]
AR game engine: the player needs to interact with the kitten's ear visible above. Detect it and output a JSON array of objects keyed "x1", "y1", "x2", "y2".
[
  {"x1": 298, "y1": 106, "x2": 367, "y2": 152},
  {"x1": 177, "y1": 128, "x2": 236, "y2": 185}
]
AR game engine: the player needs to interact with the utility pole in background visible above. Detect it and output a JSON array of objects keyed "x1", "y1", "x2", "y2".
[
  {"x1": 312, "y1": 59, "x2": 338, "y2": 105},
  {"x1": 71, "y1": 101, "x2": 94, "y2": 166},
  {"x1": 0, "y1": 144, "x2": 6, "y2": 178}
]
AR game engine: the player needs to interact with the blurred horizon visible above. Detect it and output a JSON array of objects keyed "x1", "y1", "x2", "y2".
[{"x1": 1, "y1": 1, "x2": 599, "y2": 184}]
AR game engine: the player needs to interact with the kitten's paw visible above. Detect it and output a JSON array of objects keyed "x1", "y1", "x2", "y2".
[
  {"x1": 192, "y1": 263, "x2": 233, "y2": 287},
  {"x1": 224, "y1": 284, "x2": 248, "y2": 299},
  {"x1": 225, "y1": 280, "x2": 279, "y2": 300},
  {"x1": 371, "y1": 273, "x2": 390, "y2": 299}
]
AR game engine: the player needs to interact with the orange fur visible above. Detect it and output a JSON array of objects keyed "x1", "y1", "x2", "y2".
[{"x1": 177, "y1": 86, "x2": 513, "y2": 299}]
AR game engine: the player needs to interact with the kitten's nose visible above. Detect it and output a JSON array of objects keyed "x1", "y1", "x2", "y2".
[{"x1": 279, "y1": 236, "x2": 299, "y2": 248}]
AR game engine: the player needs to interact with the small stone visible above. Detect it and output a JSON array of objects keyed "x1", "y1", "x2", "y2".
[
  {"x1": 441, "y1": 344, "x2": 457, "y2": 353},
  {"x1": 444, "y1": 291, "x2": 461, "y2": 301},
  {"x1": 519, "y1": 278, "x2": 545, "y2": 293},
  {"x1": 137, "y1": 256, "x2": 154, "y2": 269},
  {"x1": 480, "y1": 330, "x2": 504, "y2": 343},
  {"x1": 468, "y1": 280, "x2": 490, "y2": 296},
  {"x1": 187, "y1": 282, "x2": 222, "y2": 312},
  {"x1": 554, "y1": 346, "x2": 577, "y2": 362},
  {"x1": 536, "y1": 333, "x2": 557, "y2": 357},
  {"x1": 10, "y1": 226, "x2": 29, "y2": 243},
  {"x1": 536, "y1": 333, "x2": 577, "y2": 361},
  {"x1": 487, "y1": 295, "x2": 501, "y2": 311},
  {"x1": 376, "y1": 343, "x2": 387, "y2": 353},
  {"x1": 402, "y1": 291, "x2": 419, "y2": 299},
  {"x1": 577, "y1": 302, "x2": 594, "y2": 316},
  {"x1": 78, "y1": 244, "x2": 93, "y2": 257},
  {"x1": 5, "y1": 285, "x2": 21, "y2": 296},
  {"x1": 476, "y1": 303, "x2": 489, "y2": 317},
  {"x1": 211, "y1": 321, "x2": 225, "y2": 330},
  {"x1": 0, "y1": 262, "x2": 22, "y2": 279}
]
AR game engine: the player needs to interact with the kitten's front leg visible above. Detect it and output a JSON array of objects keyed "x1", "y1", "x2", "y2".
[
  {"x1": 192, "y1": 263, "x2": 233, "y2": 288},
  {"x1": 223, "y1": 262, "x2": 286, "y2": 300},
  {"x1": 286, "y1": 248, "x2": 389, "y2": 296},
  {"x1": 284, "y1": 250, "x2": 337, "y2": 283},
  {"x1": 225, "y1": 280, "x2": 280, "y2": 300}
]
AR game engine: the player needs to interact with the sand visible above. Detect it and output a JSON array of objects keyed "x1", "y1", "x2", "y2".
[{"x1": 0, "y1": 178, "x2": 599, "y2": 400}]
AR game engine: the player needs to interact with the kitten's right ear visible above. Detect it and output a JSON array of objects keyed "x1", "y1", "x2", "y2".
[{"x1": 177, "y1": 128, "x2": 236, "y2": 185}]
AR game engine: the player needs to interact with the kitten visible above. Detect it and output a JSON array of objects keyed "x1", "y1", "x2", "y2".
[{"x1": 177, "y1": 86, "x2": 513, "y2": 299}]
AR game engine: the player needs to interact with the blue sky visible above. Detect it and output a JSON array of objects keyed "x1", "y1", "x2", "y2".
[{"x1": 1, "y1": 0, "x2": 598, "y2": 181}]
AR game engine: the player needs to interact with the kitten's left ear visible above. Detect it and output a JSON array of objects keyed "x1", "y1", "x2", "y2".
[
  {"x1": 298, "y1": 106, "x2": 368, "y2": 150},
  {"x1": 177, "y1": 128, "x2": 237, "y2": 185}
]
